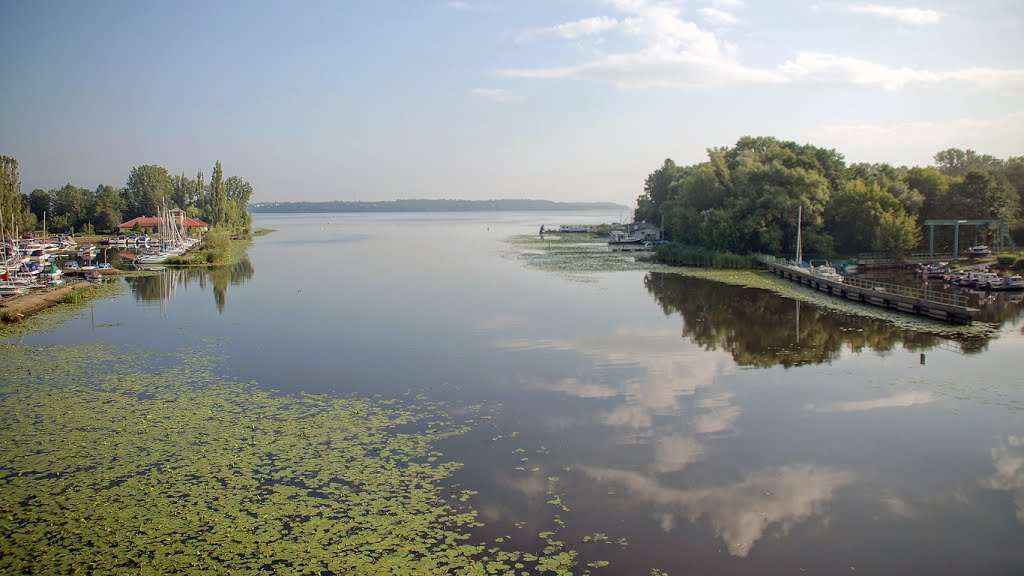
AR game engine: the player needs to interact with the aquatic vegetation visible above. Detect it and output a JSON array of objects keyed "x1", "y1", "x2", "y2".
[
  {"x1": 505, "y1": 236, "x2": 649, "y2": 281},
  {"x1": 0, "y1": 342, "x2": 606, "y2": 574},
  {"x1": 645, "y1": 244, "x2": 756, "y2": 269}
]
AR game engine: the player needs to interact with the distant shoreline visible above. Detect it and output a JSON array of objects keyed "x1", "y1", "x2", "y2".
[{"x1": 248, "y1": 199, "x2": 629, "y2": 214}]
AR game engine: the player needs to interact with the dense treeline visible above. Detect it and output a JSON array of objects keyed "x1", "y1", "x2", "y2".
[
  {"x1": 249, "y1": 199, "x2": 628, "y2": 213},
  {"x1": 0, "y1": 156, "x2": 253, "y2": 236},
  {"x1": 634, "y1": 137, "x2": 1023, "y2": 258}
]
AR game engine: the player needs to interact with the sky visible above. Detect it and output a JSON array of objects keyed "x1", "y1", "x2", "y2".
[{"x1": 0, "y1": 0, "x2": 1022, "y2": 206}]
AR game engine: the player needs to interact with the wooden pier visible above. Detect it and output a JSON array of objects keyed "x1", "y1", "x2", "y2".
[{"x1": 761, "y1": 257, "x2": 978, "y2": 324}]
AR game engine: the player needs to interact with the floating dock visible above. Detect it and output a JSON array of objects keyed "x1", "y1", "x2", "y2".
[{"x1": 761, "y1": 257, "x2": 978, "y2": 324}]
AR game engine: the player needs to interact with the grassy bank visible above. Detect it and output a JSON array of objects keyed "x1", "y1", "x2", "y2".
[
  {"x1": 0, "y1": 281, "x2": 124, "y2": 328},
  {"x1": 165, "y1": 228, "x2": 253, "y2": 267}
]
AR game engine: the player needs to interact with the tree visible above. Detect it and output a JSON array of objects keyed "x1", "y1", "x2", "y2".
[
  {"x1": 208, "y1": 161, "x2": 226, "y2": 226},
  {"x1": 825, "y1": 180, "x2": 901, "y2": 254},
  {"x1": 53, "y1": 183, "x2": 91, "y2": 229},
  {"x1": 91, "y1": 184, "x2": 124, "y2": 232},
  {"x1": 904, "y1": 166, "x2": 951, "y2": 220},
  {"x1": 634, "y1": 159, "x2": 683, "y2": 224},
  {"x1": 122, "y1": 165, "x2": 171, "y2": 220},
  {"x1": 224, "y1": 176, "x2": 253, "y2": 206},
  {"x1": 224, "y1": 175, "x2": 254, "y2": 233},
  {"x1": 28, "y1": 188, "x2": 50, "y2": 222},
  {"x1": 0, "y1": 156, "x2": 27, "y2": 231},
  {"x1": 934, "y1": 148, "x2": 1003, "y2": 178},
  {"x1": 195, "y1": 170, "x2": 206, "y2": 215},
  {"x1": 873, "y1": 210, "x2": 922, "y2": 258},
  {"x1": 171, "y1": 172, "x2": 195, "y2": 210},
  {"x1": 949, "y1": 170, "x2": 1017, "y2": 220}
]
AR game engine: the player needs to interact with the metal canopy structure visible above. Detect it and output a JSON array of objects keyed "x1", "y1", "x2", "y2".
[{"x1": 923, "y1": 219, "x2": 1017, "y2": 258}]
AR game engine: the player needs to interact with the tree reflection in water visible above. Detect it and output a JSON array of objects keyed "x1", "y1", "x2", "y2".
[
  {"x1": 642, "y1": 271, "x2": 1003, "y2": 367},
  {"x1": 125, "y1": 257, "x2": 255, "y2": 314}
]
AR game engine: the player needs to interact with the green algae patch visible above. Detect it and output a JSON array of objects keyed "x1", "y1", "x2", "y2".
[
  {"x1": 504, "y1": 235, "x2": 649, "y2": 282},
  {"x1": 0, "y1": 343, "x2": 602, "y2": 575}
]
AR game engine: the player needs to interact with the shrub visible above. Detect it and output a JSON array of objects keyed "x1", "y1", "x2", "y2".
[
  {"x1": 651, "y1": 244, "x2": 757, "y2": 269},
  {"x1": 996, "y1": 254, "x2": 1018, "y2": 267}
]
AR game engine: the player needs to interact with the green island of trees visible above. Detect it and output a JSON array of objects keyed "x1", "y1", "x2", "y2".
[
  {"x1": 1, "y1": 157, "x2": 254, "y2": 238},
  {"x1": 634, "y1": 136, "x2": 1023, "y2": 260}
]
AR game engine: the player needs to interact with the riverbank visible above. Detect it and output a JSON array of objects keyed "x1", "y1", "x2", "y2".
[
  {"x1": 507, "y1": 234, "x2": 998, "y2": 337},
  {"x1": 0, "y1": 282, "x2": 123, "y2": 325}
]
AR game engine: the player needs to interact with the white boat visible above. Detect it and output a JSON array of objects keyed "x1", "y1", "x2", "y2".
[
  {"x1": 916, "y1": 261, "x2": 950, "y2": 278},
  {"x1": 135, "y1": 247, "x2": 174, "y2": 265},
  {"x1": 961, "y1": 269, "x2": 994, "y2": 287},
  {"x1": 972, "y1": 272, "x2": 1001, "y2": 290},
  {"x1": 993, "y1": 274, "x2": 1024, "y2": 291},
  {"x1": 967, "y1": 245, "x2": 991, "y2": 257},
  {"x1": 63, "y1": 260, "x2": 81, "y2": 272},
  {"x1": 608, "y1": 230, "x2": 643, "y2": 245},
  {"x1": 39, "y1": 263, "x2": 63, "y2": 283},
  {"x1": 0, "y1": 283, "x2": 29, "y2": 297},
  {"x1": 811, "y1": 264, "x2": 844, "y2": 283}
]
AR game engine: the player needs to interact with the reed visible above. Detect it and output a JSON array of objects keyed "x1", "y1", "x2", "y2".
[{"x1": 649, "y1": 244, "x2": 757, "y2": 269}]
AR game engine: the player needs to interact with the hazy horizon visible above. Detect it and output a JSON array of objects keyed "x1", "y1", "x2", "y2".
[{"x1": 1, "y1": 0, "x2": 1021, "y2": 206}]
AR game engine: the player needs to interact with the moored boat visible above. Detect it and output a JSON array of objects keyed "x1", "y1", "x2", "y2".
[
  {"x1": 608, "y1": 231, "x2": 643, "y2": 245},
  {"x1": 916, "y1": 261, "x2": 950, "y2": 278},
  {"x1": 967, "y1": 245, "x2": 991, "y2": 257},
  {"x1": 992, "y1": 274, "x2": 1024, "y2": 291},
  {"x1": 811, "y1": 264, "x2": 844, "y2": 283},
  {"x1": 39, "y1": 262, "x2": 63, "y2": 283}
]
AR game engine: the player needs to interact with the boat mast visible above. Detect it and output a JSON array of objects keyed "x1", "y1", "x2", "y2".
[{"x1": 795, "y1": 204, "x2": 803, "y2": 265}]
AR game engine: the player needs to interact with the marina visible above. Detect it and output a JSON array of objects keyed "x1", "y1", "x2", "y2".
[{"x1": 761, "y1": 256, "x2": 979, "y2": 324}]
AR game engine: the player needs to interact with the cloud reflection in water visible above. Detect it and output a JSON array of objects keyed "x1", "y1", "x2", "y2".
[{"x1": 582, "y1": 464, "x2": 853, "y2": 557}]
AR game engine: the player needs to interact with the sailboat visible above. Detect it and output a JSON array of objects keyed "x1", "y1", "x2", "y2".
[{"x1": 0, "y1": 207, "x2": 30, "y2": 296}]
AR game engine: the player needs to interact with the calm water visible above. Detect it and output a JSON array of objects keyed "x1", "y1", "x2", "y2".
[{"x1": 16, "y1": 212, "x2": 1024, "y2": 574}]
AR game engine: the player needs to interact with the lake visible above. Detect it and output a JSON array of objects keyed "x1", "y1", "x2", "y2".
[{"x1": 6, "y1": 211, "x2": 1024, "y2": 574}]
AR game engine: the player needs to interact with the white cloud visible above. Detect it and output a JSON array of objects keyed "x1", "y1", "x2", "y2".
[
  {"x1": 494, "y1": 327, "x2": 736, "y2": 431},
  {"x1": 583, "y1": 464, "x2": 853, "y2": 557},
  {"x1": 446, "y1": 1, "x2": 474, "y2": 10},
  {"x1": 694, "y1": 392, "x2": 741, "y2": 434},
  {"x1": 546, "y1": 377, "x2": 621, "y2": 399},
  {"x1": 982, "y1": 436, "x2": 1024, "y2": 524},
  {"x1": 472, "y1": 88, "x2": 526, "y2": 102},
  {"x1": 519, "y1": 16, "x2": 620, "y2": 42},
  {"x1": 653, "y1": 435, "x2": 706, "y2": 473},
  {"x1": 847, "y1": 2, "x2": 944, "y2": 25},
  {"x1": 806, "y1": 391, "x2": 935, "y2": 413},
  {"x1": 778, "y1": 52, "x2": 1024, "y2": 91},
  {"x1": 881, "y1": 495, "x2": 914, "y2": 518},
  {"x1": 497, "y1": 0, "x2": 1023, "y2": 90},
  {"x1": 807, "y1": 112, "x2": 1024, "y2": 165},
  {"x1": 499, "y1": 0, "x2": 784, "y2": 87},
  {"x1": 700, "y1": 7, "x2": 737, "y2": 25}
]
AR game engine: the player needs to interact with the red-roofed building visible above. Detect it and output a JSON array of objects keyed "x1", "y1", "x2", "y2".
[{"x1": 119, "y1": 209, "x2": 209, "y2": 233}]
